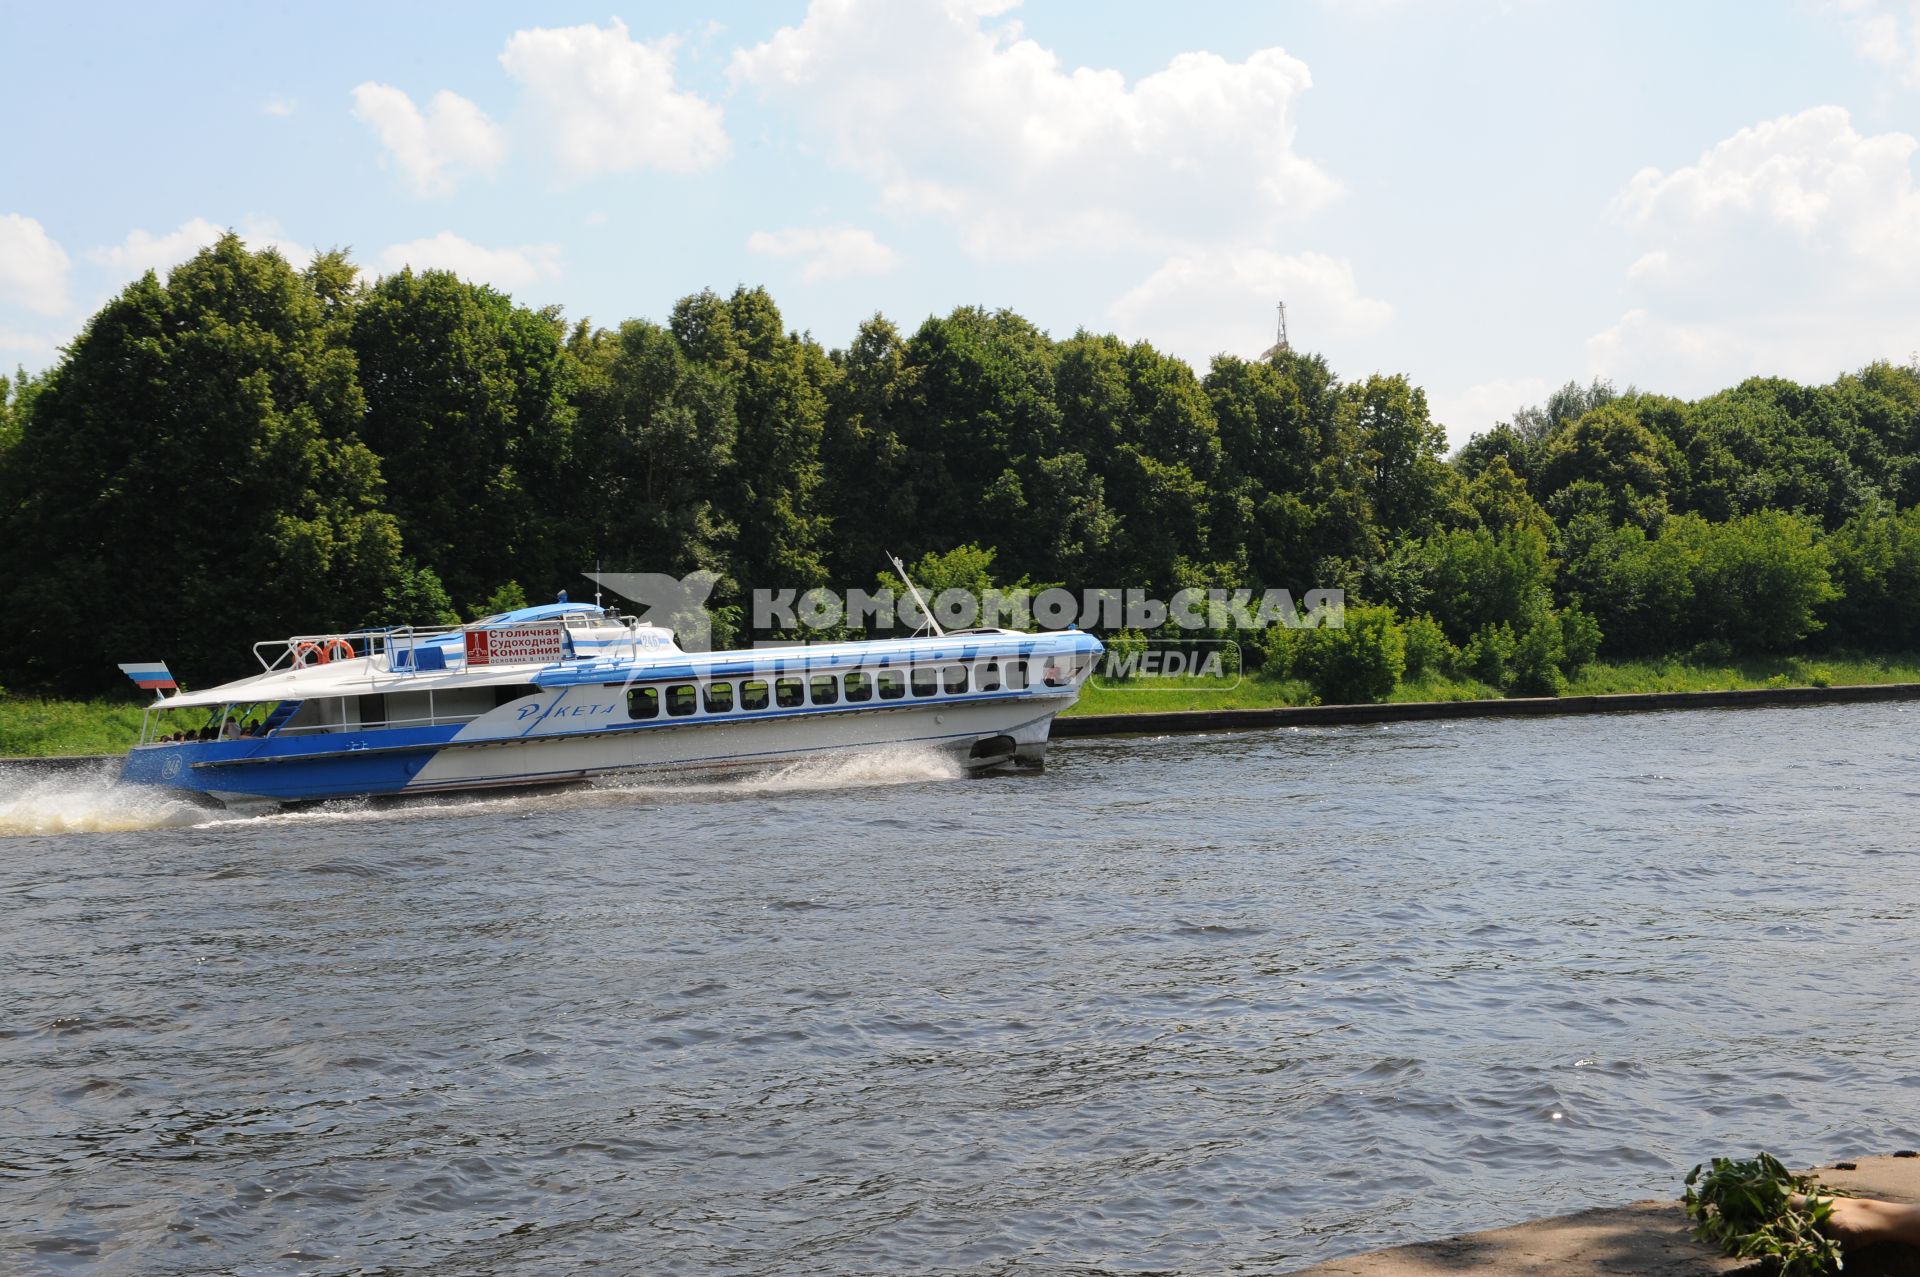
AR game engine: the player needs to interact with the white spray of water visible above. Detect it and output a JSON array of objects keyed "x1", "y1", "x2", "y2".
[
  {"x1": 0, "y1": 762, "x2": 238, "y2": 837},
  {"x1": 593, "y1": 745, "x2": 966, "y2": 800},
  {"x1": 0, "y1": 746, "x2": 967, "y2": 838}
]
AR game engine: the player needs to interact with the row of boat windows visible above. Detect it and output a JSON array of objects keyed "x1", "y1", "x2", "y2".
[{"x1": 626, "y1": 659, "x2": 1065, "y2": 721}]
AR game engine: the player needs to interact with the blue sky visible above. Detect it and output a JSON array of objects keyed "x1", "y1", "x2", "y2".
[{"x1": 3, "y1": 1, "x2": 1918, "y2": 448}]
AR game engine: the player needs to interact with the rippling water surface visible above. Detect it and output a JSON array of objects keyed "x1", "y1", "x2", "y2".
[{"x1": 4, "y1": 705, "x2": 1920, "y2": 1275}]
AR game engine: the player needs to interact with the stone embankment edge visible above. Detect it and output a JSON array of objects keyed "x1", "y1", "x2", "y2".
[
  {"x1": 1280, "y1": 1155, "x2": 1920, "y2": 1277},
  {"x1": 1055, "y1": 681, "x2": 1920, "y2": 738}
]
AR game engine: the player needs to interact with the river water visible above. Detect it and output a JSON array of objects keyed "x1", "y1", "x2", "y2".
[{"x1": 3, "y1": 704, "x2": 1919, "y2": 1276}]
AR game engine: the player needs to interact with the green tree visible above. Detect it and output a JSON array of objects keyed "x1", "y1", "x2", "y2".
[
  {"x1": 1666, "y1": 380, "x2": 1875, "y2": 527},
  {"x1": 469, "y1": 579, "x2": 529, "y2": 620},
  {"x1": 0, "y1": 234, "x2": 403, "y2": 689},
  {"x1": 1555, "y1": 514, "x2": 1696, "y2": 656},
  {"x1": 0, "y1": 368, "x2": 36, "y2": 464},
  {"x1": 1661, "y1": 511, "x2": 1836, "y2": 652},
  {"x1": 671, "y1": 287, "x2": 834, "y2": 592},
  {"x1": 1205, "y1": 349, "x2": 1373, "y2": 587},
  {"x1": 1821, "y1": 506, "x2": 1920, "y2": 650},
  {"x1": 1291, "y1": 604, "x2": 1407, "y2": 704},
  {"x1": 1466, "y1": 453, "x2": 1551, "y2": 536},
  {"x1": 1536, "y1": 404, "x2": 1671, "y2": 528},
  {"x1": 820, "y1": 314, "x2": 918, "y2": 581},
  {"x1": 1344, "y1": 372, "x2": 1466, "y2": 540},
  {"x1": 1400, "y1": 613, "x2": 1458, "y2": 679},
  {"x1": 1418, "y1": 526, "x2": 1557, "y2": 645},
  {"x1": 900, "y1": 307, "x2": 1063, "y2": 577},
  {"x1": 351, "y1": 268, "x2": 576, "y2": 611},
  {"x1": 569, "y1": 318, "x2": 736, "y2": 579},
  {"x1": 374, "y1": 561, "x2": 459, "y2": 627}
]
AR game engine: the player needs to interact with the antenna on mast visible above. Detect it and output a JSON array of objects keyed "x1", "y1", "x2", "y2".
[
  {"x1": 887, "y1": 551, "x2": 946, "y2": 638},
  {"x1": 1259, "y1": 301, "x2": 1292, "y2": 361}
]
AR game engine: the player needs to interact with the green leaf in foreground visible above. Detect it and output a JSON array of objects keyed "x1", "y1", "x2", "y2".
[{"x1": 1683, "y1": 1152, "x2": 1846, "y2": 1277}]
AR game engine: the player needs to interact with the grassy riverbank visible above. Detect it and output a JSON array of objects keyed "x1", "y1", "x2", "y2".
[
  {"x1": 1065, "y1": 651, "x2": 1920, "y2": 716},
  {"x1": 0, "y1": 697, "x2": 152, "y2": 758},
  {"x1": 6, "y1": 651, "x2": 1920, "y2": 755}
]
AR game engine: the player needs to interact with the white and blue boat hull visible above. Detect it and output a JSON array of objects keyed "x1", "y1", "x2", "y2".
[{"x1": 119, "y1": 611, "x2": 1101, "y2": 805}]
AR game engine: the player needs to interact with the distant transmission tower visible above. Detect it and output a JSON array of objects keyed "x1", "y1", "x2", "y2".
[{"x1": 1259, "y1": 300, "x2": 1291, "y2": 361}]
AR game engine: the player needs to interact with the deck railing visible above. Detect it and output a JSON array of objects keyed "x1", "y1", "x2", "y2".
[{"x1": 251, "y1": 612, "x2": 641, "y2": 674}]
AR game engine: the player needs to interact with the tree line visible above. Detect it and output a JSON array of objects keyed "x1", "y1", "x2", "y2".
[{"x1": 2, "y1": 233, "x2": 1917, "y2": 697}]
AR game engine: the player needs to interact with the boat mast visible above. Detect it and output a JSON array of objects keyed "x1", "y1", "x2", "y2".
[{"x1": 888, "y1": 552, "x2": 946, "y2": 638}]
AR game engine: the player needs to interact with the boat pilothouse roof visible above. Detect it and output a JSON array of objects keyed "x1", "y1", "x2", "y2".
[
  {"x1": 150, "y1": 603, "x2": 1096, "y2": 712},
  {"x1": 148, "y1": 602, "x2": 658, "y2": 710}
]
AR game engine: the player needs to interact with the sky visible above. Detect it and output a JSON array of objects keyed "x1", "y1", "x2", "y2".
[{"x1": 3, "y1": 0, "x2": 1920, "y2": 450}]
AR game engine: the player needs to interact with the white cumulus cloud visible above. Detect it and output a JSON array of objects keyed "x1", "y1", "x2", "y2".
[
  {"x1": 1105, "y1": 248, "x2": 1391, "y2": 370},
  {"x1": 374, "y1": 232, "x2": 562, "y2": 292},
  {"x1": 0, "y1": 327, "x2": 57, "y2": 357},
  {"x1": 0, "y1": 214, "x2": 71, "y2": 316},
  {"x1": 1427, "y1": 377, "x2": 1554, "y2": 455},
  {"x1": 87, "y1": 218, "x2": 313, "y2": 282},
  {"x1": 746, "y1": 226, "x2": 901, "y2": 283},
  {"x1": 1613, "y1": 105, "x2": 1920, "y2": 261},
  {"x1": 730, "y1": 0, "x2": 1337, "y2": 261},
  {"x1": 499, "y1": 19, "x2": 729, "y2": 180},
  {"x1": 1824, "y1": 0, "x2": 1920, "y2": 86},
  {"x1": 351, "y1": 82, "x2": 507, "y2": 197},
  {"x1": 1593, "y1": 105, "x2": 1920, "y2": 392}
]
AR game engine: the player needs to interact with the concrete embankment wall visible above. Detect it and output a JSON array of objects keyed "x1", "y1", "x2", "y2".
[{"x1": 1054, "y1": 681, "x2": 1920, "y2": 738}]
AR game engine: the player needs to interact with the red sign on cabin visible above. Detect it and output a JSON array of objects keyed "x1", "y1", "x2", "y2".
[{"x1": 464, "y1": 624, "x2": 565, "y2": 667}]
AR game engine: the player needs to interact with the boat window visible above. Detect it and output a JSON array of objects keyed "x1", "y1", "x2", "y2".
[
  {"x1": 741, "y1": 680, "x2": 770, "y2": 711},
  {"x1": 667, "y1": 684, "x2": 698, "y2": 717},
  {"x1": 703, "y1": 681, "x2": 734, "y2": 714},
  {"x1": 810, "y1": 674, "x2": 839, "y2": 705},
  {"x1": 878, "y1": 670, "x2": 906, "y2": 700},
  {"x1": 776, "y1": 677, "x2": 805, "y2": 708},
  {"x1": 978, "y1": 662, "x2": 1002, "y2": 693},
  {"x1": 943, "y1": 664, "x2": 969, "y2": 694},
  {"x1": 911, "y1": 668, "x2": 938, "y2": 697},
  {"x1": 494, "y1": 683, "x2": 538, "y2": 707},
  {"x1": 628, "y1": 687, "x2": 659, "y2": 720},
  {"x1": 1004, "y1": 660, "x2": 1027, "y2": 691},
  {"x1": 844, "y1": 671, "x2": 873, "y2": 703}
]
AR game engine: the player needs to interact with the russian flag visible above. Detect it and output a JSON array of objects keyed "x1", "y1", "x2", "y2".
[{"x1": 118, "y1": 661, "x2": 177, "y2": 691}]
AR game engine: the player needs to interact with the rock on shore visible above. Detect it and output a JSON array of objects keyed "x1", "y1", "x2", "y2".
[{"x1": 1287, "y1": 1154, "x2": 1920, "y2": 1277}]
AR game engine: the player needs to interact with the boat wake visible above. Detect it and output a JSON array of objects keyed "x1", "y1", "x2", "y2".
[
  {"x1": 0, "y1": 762, "x2": 237, "y2": 837},
  {"x1": 591, "y1": 746, "x2": 968, "y2": 799},
  {"x1": 0, "y1": 747, "x2": 968, "y2": 837}
]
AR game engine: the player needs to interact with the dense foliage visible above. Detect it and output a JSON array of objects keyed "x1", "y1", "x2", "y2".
[
  {"x1": 4, "y1": 234, "x2": 1920, "y2": 696},
  {"x1": 1683, "y1": 1153, "x2": 1843, "y2": 1277}
]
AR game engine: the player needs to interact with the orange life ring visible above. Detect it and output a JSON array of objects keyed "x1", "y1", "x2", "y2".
[
  {"x1": 323, "y1": 638, "x2": 355, "y2": 663},
  {"x1": 293, "y1": 641, "x2": 324, "y2": 667}
]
